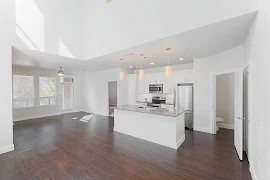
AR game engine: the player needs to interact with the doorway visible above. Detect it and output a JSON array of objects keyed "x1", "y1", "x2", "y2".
[
  {"x1": 108, "y1": 81, "x2": 117, "y2": 117},
  {"x1": 60, "y1": 76, "x2": 74, "y2": 113},
  {"x1": 211, "y1": 68, "x2": 244, "y2": 160},
  {"x1": 215, "y1": 73, "x2": 235, "y2": 132},
  {"x1": 243, "y1": 67, "x2": 250, "y2": 161}
]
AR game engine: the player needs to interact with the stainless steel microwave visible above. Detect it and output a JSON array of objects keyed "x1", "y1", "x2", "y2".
[{"x1": 149, "y1": 84, "x2": 163, "y2": 93}]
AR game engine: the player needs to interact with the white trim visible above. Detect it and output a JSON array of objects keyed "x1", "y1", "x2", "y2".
[
  {"x1": 176, "y1": 135, "x2": 185, "y2": 149},
  {"x1": 0, "y1": 144, "x2": 14, "y2": 154},
  {"x1": 218, "y1": 123, "x2": 234, "y2": 130},
  {"x1": 193, "y1": 126, "x2": 211, "y2": 134},
  {"x1": 250, "y1": 164, "x2": 257, "y2": 180},
  {"x1": 82, "y1": 109, "x2": 108, "y2": 117},
  {"x1": 211, "y1": 75, "x2": 217, "y2": 134},
  {"x1": 211, "y1": 68, "x2": 243, "y2": 134},
  {"x1": 212, "y1": 68, "x2": 243, "y2": 76},
  {"x1": 13, "y1": 109, "x2": 84, "y2": 122}
]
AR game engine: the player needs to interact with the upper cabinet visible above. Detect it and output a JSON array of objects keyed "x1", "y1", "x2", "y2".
[
  {"x1": 138, "y1": 69, "x2": 194, "y2": 94},
  {"x1": 175, "y1": 69, "x2": 194, "y2": 84},
  {"x1": 146, "y1": 72, "x2": 164, "y2": 85},
  {"x1": 139, "y1": 72, "x2": 164, "y2": 93},
  {"x1": 163, "y1": 71, "x2": 177, "y2": 93},
  {"x1": 138, "y1": 75, "x2": 148, "y2": 93}
]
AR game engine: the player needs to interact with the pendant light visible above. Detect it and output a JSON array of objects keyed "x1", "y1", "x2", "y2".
[
  {"x1": 139, "y1": 54, "x2": 145, "y2": 80},
  {"x1": 120, "y1": 71, "x2": 124, "y2": 80},
  {"x1": 165, "y1": 48, "x2": 172, "y2": 78},
  {"x1": 119, "y1": 59, "x2": 124, "y2": 80},
  {"x1": 58, "y1": 67, "x2": 64, "y2": 76}
]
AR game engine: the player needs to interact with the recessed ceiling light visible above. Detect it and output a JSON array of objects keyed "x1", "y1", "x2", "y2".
[
  {"x1": 129, "y1": 66, "x2": 133, "y2": 68},
  {"x1": 150, "y1": 62, "x2": 154, "y2": 65},
  {"x1": 179, "y1": 58, "x2": 184, "y2": 61}
]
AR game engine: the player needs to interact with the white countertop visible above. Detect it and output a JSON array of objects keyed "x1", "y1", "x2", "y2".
[{"x1": 115, "y1": 105, "x2": 185, "y2": 117}]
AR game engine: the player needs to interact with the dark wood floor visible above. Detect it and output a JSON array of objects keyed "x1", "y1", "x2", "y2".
[{"x1": 0, "y1": 112, "x2": 251, "y2": 180}]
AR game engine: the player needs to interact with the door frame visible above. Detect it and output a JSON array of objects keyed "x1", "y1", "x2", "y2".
[
  {"x1": 243, "y1": 65, "x2": 251, "y2": 161},
  {"x1": 108, "y1": 81, "x2": 118, "y2": 116},
  {"x1": 210, "y1": 68, "x2": 242, "y2": 135},
  {"x1": 59, "y1": 75, "x2": 75, "y2": 114}
]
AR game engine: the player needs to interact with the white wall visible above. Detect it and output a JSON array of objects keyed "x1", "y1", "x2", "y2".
[
  {"x1": 244, "y1": 0, "x2": 270, "y2": 179},
  {"x1": 73, "y1": 71, "x2": 84, "y2": 111},
  {"x1": 82, "y1": 68, "x2": 129, "y2": 116},
  {"x1": 216, "y1": 73, "x2": 235, "y2": 129},
  {"x1": 12, "y1": 66, "x2": 83, "y2": 121},
  {"x1": 84, "y1": 0, "x2": 257, "y2": 59},
  {"x1": 0, "y1": 0, "x2": 14, "y2": 154},
  {"x1": 193, "y1": 46, "x2": 244, "y2": 133},
  {"x1": 14, "y1": 0, "x2": 84, "y2": 59}
]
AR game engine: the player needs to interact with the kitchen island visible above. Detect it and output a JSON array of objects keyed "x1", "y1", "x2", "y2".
[{"x1": 114, "y1": 105, "x2": 186, "y2": 149}]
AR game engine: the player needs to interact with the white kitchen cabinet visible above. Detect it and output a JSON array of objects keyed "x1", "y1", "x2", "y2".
[
  {"x1": 184, "y1": 69, "x2": 194, "y2": 83},
  {"x1": 139, "y1": 72, "x2": 163, "y2": 93},
  {"x1": 146, "y1": 72, "x2": 164, "y2": 85},
  {"x1": 161, "y1": 104, "x2": 174, "y2": 109},
  {"x1": 163, "y1": 71, "x2": 177, "y2": 94},
  {"x1": 174, "y1": 69, "x2": 194, "y2": 84},
  {"x1": 138, "y1": 69, "x2": 194, "y2": 94},
  {"x1": 139, "y1": 76, "x2": 148, "y2": 93},
  {"x1": 128, "y1": 74, "x2": 137, "y2": 105}
]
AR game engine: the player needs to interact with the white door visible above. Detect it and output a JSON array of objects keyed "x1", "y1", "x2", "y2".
[
  {"x1": 61, "y1": 83, "x2": 74, "y2": 112},
  {"x1": 211, "y1": 75, "x2": 217, "y2": 134},
  {"x1": 234, "y1": 69, "x2": 244, "y2": 160}
]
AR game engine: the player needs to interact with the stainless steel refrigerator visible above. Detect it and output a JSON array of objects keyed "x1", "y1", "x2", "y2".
[{"x1": 173, "y1": 83, "x2": 193, "y2": 129}]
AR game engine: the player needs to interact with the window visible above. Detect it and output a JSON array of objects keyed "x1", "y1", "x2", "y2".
[
  {"x1": 13, "y1": 75, "x2": 35, "y2": 108},
  {"x1": 39, "y1": 77, "x2": 56, "y2": 106}
]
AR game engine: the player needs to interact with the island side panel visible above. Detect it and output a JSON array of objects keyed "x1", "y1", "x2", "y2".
[
  {"x1": 114, "y1": 109, "x2": 180, "y2": 149},
  {"x1": 176, "y1": 112, "x2": 185, "y2": 148}
]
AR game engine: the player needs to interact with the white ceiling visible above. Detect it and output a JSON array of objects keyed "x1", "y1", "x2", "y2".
[{"x1": 12, "y1": 12, "x2": 256, "y2": 73}]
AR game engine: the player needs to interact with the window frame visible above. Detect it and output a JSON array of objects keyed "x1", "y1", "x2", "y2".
[
  {"x1": 13, "y1": 74, "x2": 35, "y2": 109},
  {"x1": 39, "y1": 76, "x2": 57, "y2": 107}
]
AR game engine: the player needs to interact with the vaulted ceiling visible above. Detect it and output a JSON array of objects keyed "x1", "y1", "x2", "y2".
[{"x1": 13, "y1": 12, "x2": 257, "y2": 73}]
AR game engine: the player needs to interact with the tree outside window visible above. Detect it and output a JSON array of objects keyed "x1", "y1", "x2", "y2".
[{"x1": 39, "y1": 77, "x2": 56, "y2": 106}]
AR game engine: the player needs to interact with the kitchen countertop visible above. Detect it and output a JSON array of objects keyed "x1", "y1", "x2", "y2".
[
  {"x1": 136, "y1": 101, "x2": 174, "y2": 105},
  {"x1": 114, "y1": 105, "x2": 186, "y2": 117}
]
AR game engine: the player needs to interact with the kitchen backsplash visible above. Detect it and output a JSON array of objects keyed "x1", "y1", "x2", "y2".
[{"x1": 137, "y1": 93, "x2": 174, "y2": 104}]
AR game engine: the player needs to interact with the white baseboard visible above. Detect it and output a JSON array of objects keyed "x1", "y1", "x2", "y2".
[
  {"x1": 193, "y1": 126, "x2": 211, "y2": 134},
  {"x1": 13, "y1": 112, "x2": 61, "y2": 122},
  {"x1": 13, "y1": 109, "x2": 85, "y2": 122},
  {"x1": 0, "y1": 144, "x2": 14, "y2": 155},
  {"x1": 82, "y1": 110, "x2": 108, "y2": 117},
  {"x1": 218, "y1": 123, "x2": 234, "y2": 130},
  {"x1": 176, "y1": 135, "x2": 185, "y2": 149},
  {"x1": 81, "y1": 110, "x2": 93, "y2": 114},
  {"x1": 250, "y1": 164, "x2": 257, "y2": 180}
]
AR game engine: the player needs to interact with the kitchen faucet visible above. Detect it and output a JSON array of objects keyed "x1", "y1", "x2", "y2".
[{"x1": 144, "y1": 98, "x2": 147, "y2": 108}]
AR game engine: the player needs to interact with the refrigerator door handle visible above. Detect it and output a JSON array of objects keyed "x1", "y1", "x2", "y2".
[{"x1": 173, "y1": 87, "x2": 176, "y2": 107}]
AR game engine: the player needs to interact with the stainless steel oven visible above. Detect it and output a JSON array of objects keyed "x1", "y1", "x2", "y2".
[{"x1": 149, "y1": 84, "x2": 163, "y2": 93}]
